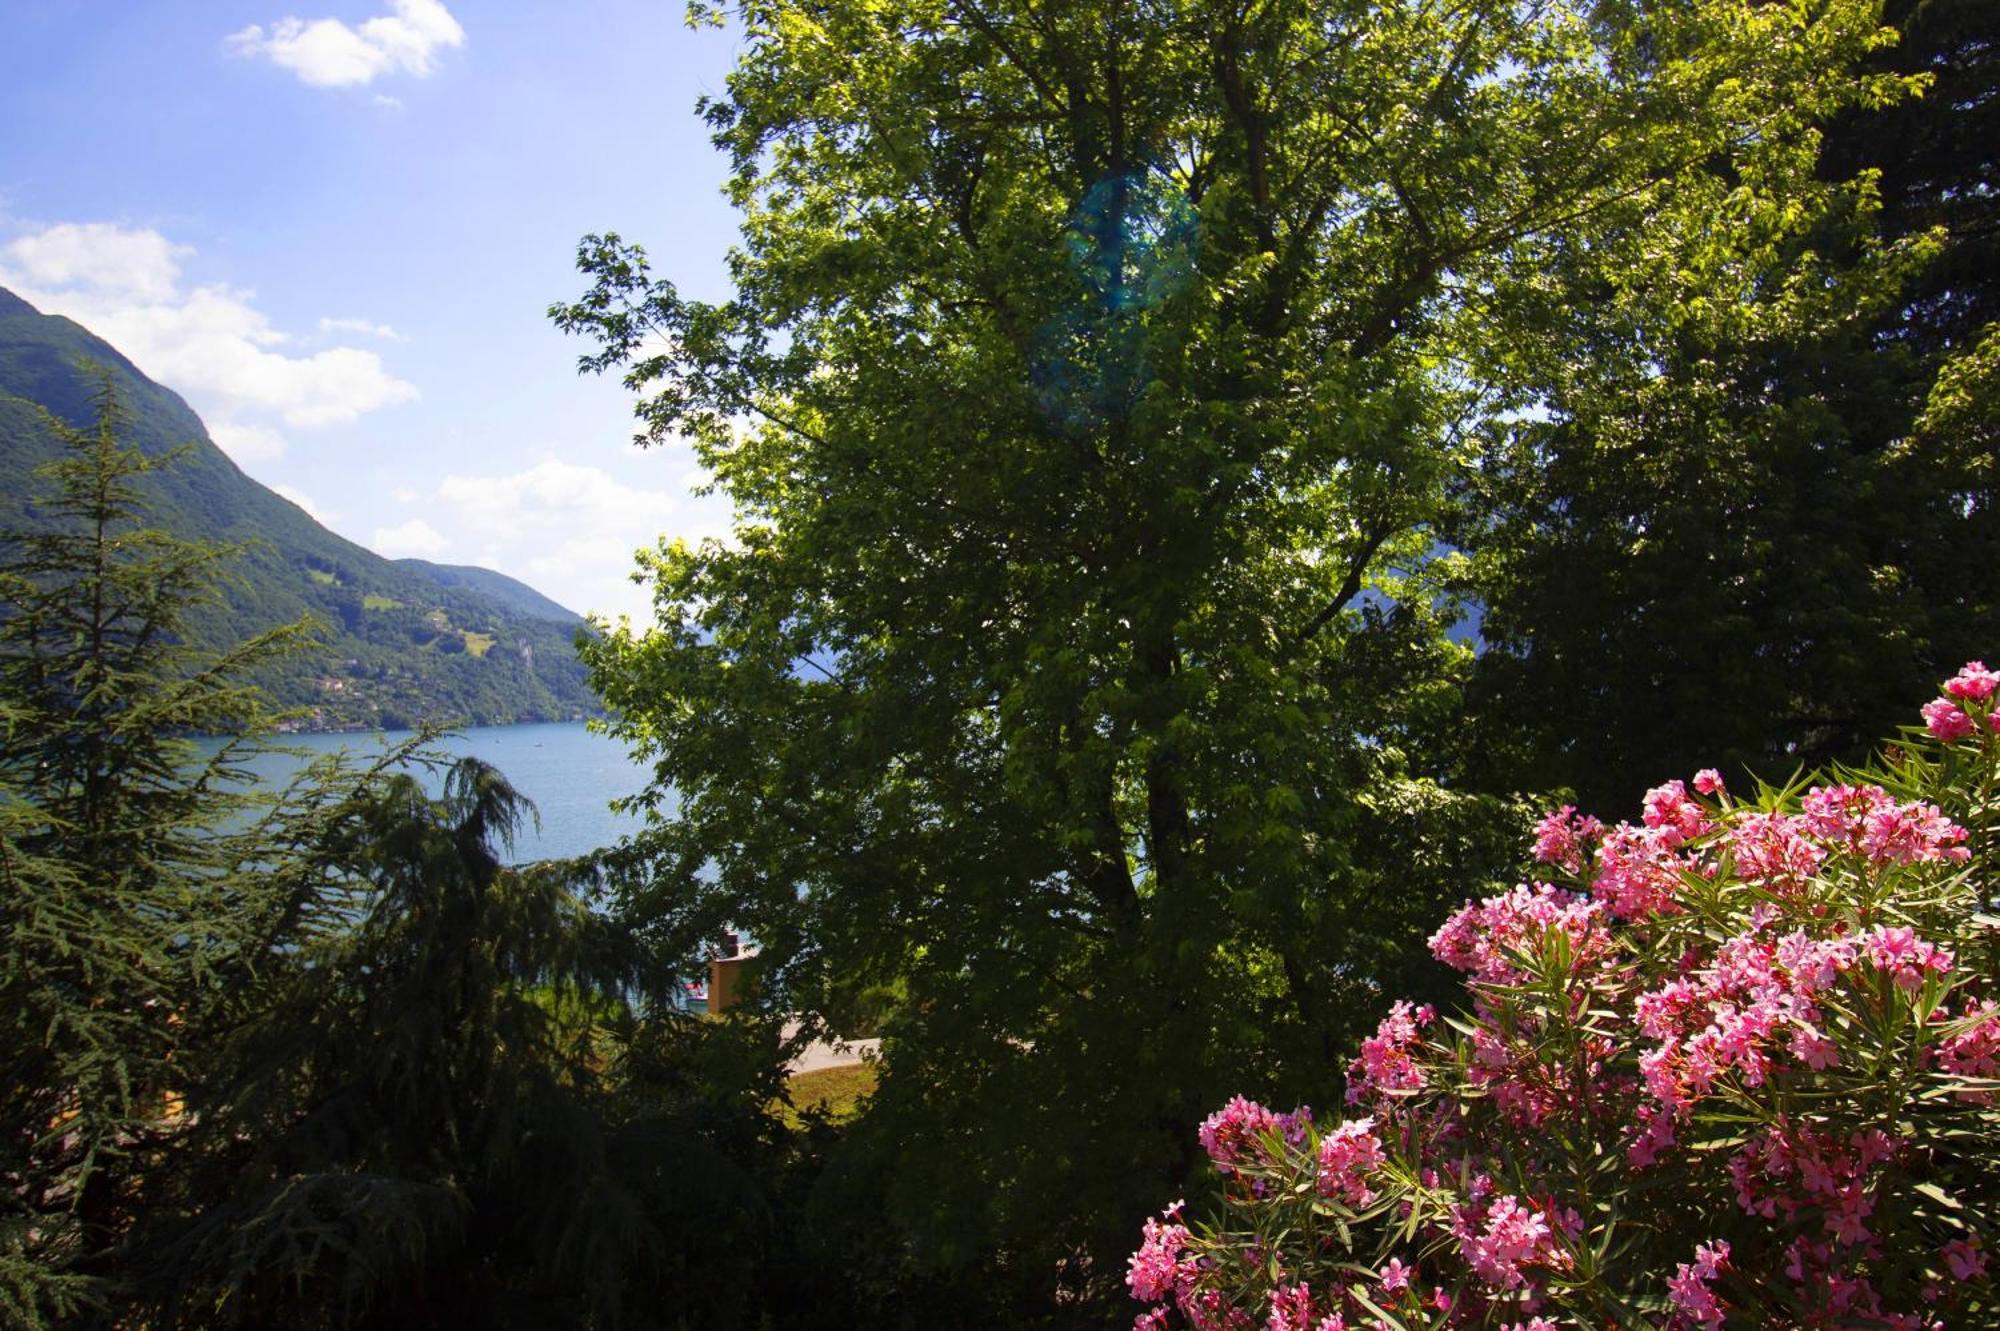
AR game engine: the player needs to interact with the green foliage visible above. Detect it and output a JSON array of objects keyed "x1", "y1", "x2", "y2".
[
  {"x1": 0, "y1": 381, "x2": 821, "y2": 1330},
  {"x1": 0, "y1": 287, "x2": 595, "y2": 732},
  {"x1": 131, "y1": 761, "x2": 650, "y2": 1328},
  {"x1": 0, "y1": 373, "x2": 315, "y2": 1324},
  {"x1": 553, "y1": 0, "x2": 1901, "y2": 1315},
  {"x1": 1455, "y1": 0, "x2": 1998, "y2": 811}
]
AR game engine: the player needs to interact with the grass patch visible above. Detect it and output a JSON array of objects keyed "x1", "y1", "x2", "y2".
[
  {"x1": 306, "y1": 568, "x2": 337, "y2": 585},
  {"x1": 464, "y1": 631, "x2": 496, "y2": 657},
  {"x1": 781, "y1": 1061, "x2": 876, "y2": 1126},
  {"x1": 361, "y1": 593, "x2": 403, "y2": 611}
]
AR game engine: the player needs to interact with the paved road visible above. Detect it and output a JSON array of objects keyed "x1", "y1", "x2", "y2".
[{"x1": 782, "y1": 1020, "x2": 880, "y2": 1074}]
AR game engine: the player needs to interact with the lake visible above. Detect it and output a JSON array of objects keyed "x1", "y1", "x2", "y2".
[{"x1": 199, "y1": 722, "x2": 654, "y2": 863}]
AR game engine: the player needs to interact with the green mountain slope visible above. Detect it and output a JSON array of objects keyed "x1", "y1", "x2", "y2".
[
  {"x1": 393, "y1": 559, "x2": 581, "y2": 624},
  {"x1": 0, "y1": 286, "x2": 597, "y2": 731}
]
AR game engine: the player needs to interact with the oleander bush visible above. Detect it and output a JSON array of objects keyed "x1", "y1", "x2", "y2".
[{"x1": 1131, "y1": 665, "x2": 2000, "y2": 1330}]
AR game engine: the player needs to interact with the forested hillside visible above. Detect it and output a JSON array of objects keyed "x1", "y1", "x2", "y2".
[{"x1": 0, "y1": 286, "x2": 594, "y2": 730}]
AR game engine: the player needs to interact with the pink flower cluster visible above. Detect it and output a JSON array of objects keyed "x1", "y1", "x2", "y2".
[
  {"x1": 1934, "y1": 997, "x2": 2000, "y2": 1099},
  {"x1": 1666, "y1": 1240, "x2": 1730, "y2": 1330},
  {"x1": 1861, "y1": 924, "x2": 1954, "y2": 992},
  {"x1": 1923, "y1": 661, "x2": 1999, "y2": 741},
  {"x1": 1643, "y1": 778, "x2": 1712, "y2": 843},
  {"x1": 1128, "y1": 1206, "x2": 1191, "y2": 1304},
  {"x1": 1131, "y1": 663, "x2": 1999, "y2": 1331},
  {"x1": 1530, "y1": 804, "x2": 1603, "y2": 874},
  {"x1": 1450, "y1": 1191, "x2": 1569, "y2": 1291},
  {"x1": 1346, "y1": 1000, "x2": 1432, "y2": 1105},
  {"x1": 1314, "y1": 1119, "x2": 1385, "y2": 1207},
  {"x1": 1428, "y1": 882, "x2": 1609, "y2": 985},
  {"x1": 1800, "y1": 784, "x2": 1969, "y2": 867},
  {"x1": 1728, "y1": 1121, "x2": 1897, "y2": 1247},
  {"x1": 1590, "y1": 817, "x2": 1698, "y2": 920},
  {"x1": 1198, "y1": 1096, "x2": 1279, "y2": 1174},
  {"x1": 1729, "y1": 811, "x2": 1825, "y2": 892}
]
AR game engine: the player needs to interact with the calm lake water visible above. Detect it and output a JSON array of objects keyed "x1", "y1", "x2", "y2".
[{"x1": 198, "y1": 722, "x2": 653, "y2": 863}]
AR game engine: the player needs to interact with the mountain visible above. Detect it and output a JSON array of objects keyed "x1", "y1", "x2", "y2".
[
  {"x1": 0, "y1": 286, "x2": 599, "y2": 732},
  {"x1": 393, "y1": 559, "x2": 581, "y2": 625}
]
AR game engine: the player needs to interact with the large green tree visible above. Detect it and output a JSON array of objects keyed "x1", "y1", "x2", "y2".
[
  {"x1": 1456, "y1": 0, "x2": 1998, "y2": 810},
  {"x1": 557, "y1": 0, "x2": 1902, "y2": 1312}
]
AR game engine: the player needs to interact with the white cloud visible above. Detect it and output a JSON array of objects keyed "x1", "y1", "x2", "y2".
[
  {"x1": 434, "y1": 458, "x2": 730, "y2": 620},
  {"x1": 391, "y1": 486, "x2": 420, "y2": 503},
  {"x1": 371, "y1": 517, "x2": 447, "y2": 558},
  {"x1": 271, "y1": 482, "x2": 337, "y2": 525},
  {"x1": 227, "y1": 0, "x2": 464, "y2": 89},
  {"x1": 0, "y1": 222, "x2": 188, "y2": 301},
  {"x1": 437, "y1": 459, "x2": 692, "y2": 530},
  {"x1": 0, "y1": 221, "x2": 418, "y2": 462},
  {"x1": 318, "y1": 315, "x2": 401, "y2": 340},
  {"x1": 209, "y1": 421, "x2": 287, "y2": 462}
]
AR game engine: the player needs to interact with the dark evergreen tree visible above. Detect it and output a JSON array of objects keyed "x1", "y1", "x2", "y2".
[
  {"x1": 0, "y1": 372, "x2": 826, "y2": 1331},
  {"x1": 131, "y1": 758, "x2": 821, "y2": 1331},
  {"x1": 0, "y1": 371, "x2": 313, "y2": 1325}
]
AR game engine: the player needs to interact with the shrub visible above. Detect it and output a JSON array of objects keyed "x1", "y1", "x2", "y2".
[{"x1": 1130, "y1": 664, "x2": 2000, "y2": 1330}]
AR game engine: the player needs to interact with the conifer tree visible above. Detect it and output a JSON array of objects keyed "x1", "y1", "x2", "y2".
[{"x1": 0, "y1": 371, "x2": 312, "y2": 1325}]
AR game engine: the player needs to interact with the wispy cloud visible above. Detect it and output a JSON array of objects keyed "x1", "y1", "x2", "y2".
[
  {"x1": 435, "y1": 458, "x2": 730, "y2": 621},
  {"x1": 227, "y1": 0, "x2": 464, "y2": 89},
  {"x1": 272, "y1": 481, "x2": 338, "y2": 525},
  {"x1": 371, "y1": 517, "x2": 447, "y2": 558},
  {"x1": 319, "y1": 315, "x2": 402, "y2": 340},
  {"x1": 0, "y1": 220, "x2": 419, "y2": 462}
]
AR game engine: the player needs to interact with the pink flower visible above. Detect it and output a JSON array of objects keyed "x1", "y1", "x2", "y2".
[
  {"x1": 1789, "y1": 1024, "x2": 1839, "y2": 1070},
  {"x1": 1944, "y1": 661, "x2": 1999, "y2": 702},
  {"x1": 1667, "y1": 1240, "x2": 1731, "y2": 1329},
  {"x1": 1693, "y1": 768, "x2": 1726, "y2": 796},
  {"x1": 1627, "y1": 1103, "x2": 1679, "y2": 1167},
  {"x1": 1316, "y1": 1118, "x2": 1386, "y2": 1207},
  {"x1": 1199, "y1": 1096, "x2": 1281, "y2": 1173},
  {"x1": 1643, "y1": 779, "x2": 1711, "y2": 843},
  {"x1": 1923, "y1": 697, "x2": 1974, "y2": 742},
  {"x1": 1801, "y1": 783, "x2": 1892, "y2": 846},
  {"x1": 1730, "y1": 812, "x2": 1825, "y2": 892},
  {"x1": 1379, "y1": 1257, "x2": 1413, "y2": 1295},
  {"x1": 1127, "y1": 1210, "x2": 1191, "y2": 1302},
  {"x1": 1348, "y1": 1000, "x2": 1432, "y2": 1104},
  {"x1": 1777, "y1": 929, "x2": 1856, "y2": 994},
  {"x1": 1266, "y1": 1282, "x2": 1318, "y2": 1331},
  {"x1": 1860, "y1": 800, "x2": 1970, "y2": 866},
  {"x1": 1862, "y1": 924, "x2": 1954, "y2": 992},
  {"x1": 1532, "y1": 804, "x2": 1604, "y2": 874},
  {"x1": 1943, "y1": 1234, "x2": 1987, "y2": 1281},
  {"x1": 1455, "y1": 1194, "x2": 1563, "y2": 1290},
  {"x1": 1430, "y1": 883, "x2": 1608, "y2": 983},
  {"x1": 1935, "y1": 999, "x2": 2000, "y2": 1100},
  {"x1": 1591, "y1": 823, "x2": 1691, "y2": 920}
]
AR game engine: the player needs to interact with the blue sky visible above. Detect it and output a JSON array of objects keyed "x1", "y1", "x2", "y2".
[{"x1": 1, "y1": 0, "x2": 746, "y2": 620}]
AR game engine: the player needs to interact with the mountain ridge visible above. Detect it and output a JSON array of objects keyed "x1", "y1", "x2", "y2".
[{"x1": 0, "y1": 286, "x2": 598, "y2": 731}]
